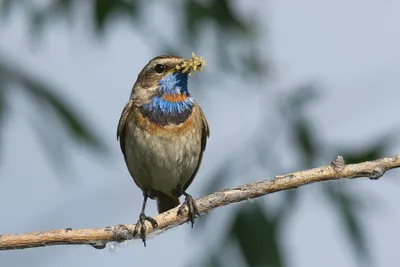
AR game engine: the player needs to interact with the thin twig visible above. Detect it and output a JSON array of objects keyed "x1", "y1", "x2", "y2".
[{"x1": 1, "y1": 154, "x2": 399, "y2": 251}]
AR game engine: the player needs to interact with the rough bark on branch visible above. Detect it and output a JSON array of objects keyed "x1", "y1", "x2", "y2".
[{"x1": 1, "y1": 154, "x2": 399, "y2": 251}]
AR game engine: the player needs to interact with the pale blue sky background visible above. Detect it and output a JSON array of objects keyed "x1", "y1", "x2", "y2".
[{"x1": 1, "y1": 1, "x2": 400, "y2": 267}]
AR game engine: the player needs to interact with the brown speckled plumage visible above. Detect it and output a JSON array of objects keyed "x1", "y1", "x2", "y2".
[{"x1": 116, "y1": 55, "x2": 209, "y2": 245}]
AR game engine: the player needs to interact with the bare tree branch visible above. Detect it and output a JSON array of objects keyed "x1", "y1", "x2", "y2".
[{"x1": 1, "y1": 155, "x2": 399, "y2": 251}]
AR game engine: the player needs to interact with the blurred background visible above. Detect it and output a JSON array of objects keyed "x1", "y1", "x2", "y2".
[{"x1": 1, "y1": 1, "x2": 400, "y2": 267}]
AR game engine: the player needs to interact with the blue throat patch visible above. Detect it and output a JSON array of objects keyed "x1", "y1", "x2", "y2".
[
  {"x1": 159, "y1": 72, "x2": 189, "y2": 95},
  {"x1": 140, "y1": 72, "x2": 194, "y2": 126}
]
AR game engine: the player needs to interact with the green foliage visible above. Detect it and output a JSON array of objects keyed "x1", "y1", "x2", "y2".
[
  {"x1": 340, "y1": 140, "x2": 390, "y2": 164},
  {"x1": 229, "y1": 204, "x2": 282, "y2": 267},
  {"x1": 280, "y1": 84, "x2": 319, "y2": 166},
  {"x1": 324, "y1": 184, "x2": 371, "y2": 266},
  {"x1": 0, "y1": 55, "x2": 107, "y2": 165},
  {"x1": 93, "y1": 0, "x2": 139, "y2": 33},
  {"x1": 0, "y1": 83, "x2": 7, "y2": 162},
  {"x1": 0, "y1": 1, "x2": 393, "y2": 267},
  {"x1": 183, "y1": 0, "x2": 265, "y2": 78},
  {"x1": 293, "y1": 118, "x2": 317, "y2": 167},
  {"x1": 197, "y1": 203, "x2": 283, "y2": 267},
  {"x1": 193, "y1": 81, "x2": 390, "y2": 267},
  {"x1": 0, "y1": 0, "x2": 13, "y2": 20},
  {"x1": 185, "y1": 0, "x2": 246, "y2": 37}
]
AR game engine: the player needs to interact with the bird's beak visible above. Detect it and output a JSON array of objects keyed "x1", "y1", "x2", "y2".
[{"x1": 171, "y1": 52, "x2": 206, "y2": 76}]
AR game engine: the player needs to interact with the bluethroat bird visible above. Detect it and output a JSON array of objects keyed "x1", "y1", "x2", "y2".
[{"x1": 117, "y1": 53, "x2": 209, "y2": 246}]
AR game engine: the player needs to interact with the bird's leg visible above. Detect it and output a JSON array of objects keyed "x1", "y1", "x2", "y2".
[
  {"x1": 133, "y1": 193, "x2": 158, "y2": 247},
  {"x1": 177, "y1": 190, "x2": 200, "y2": 227}
]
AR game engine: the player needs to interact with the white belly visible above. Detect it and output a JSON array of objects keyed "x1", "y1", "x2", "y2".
[{"x1": 124, "y1": 122, "x2": 202, "y2": 193}]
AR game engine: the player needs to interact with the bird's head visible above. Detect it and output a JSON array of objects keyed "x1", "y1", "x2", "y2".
[{"x1": 131, "y1": 53, "x2": 206, "y2": 107}]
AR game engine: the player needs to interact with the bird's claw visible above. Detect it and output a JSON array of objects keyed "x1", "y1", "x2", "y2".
[
  {"x1": 133, "y1": 212, "x2": 158, "y2": 247},
  {"x1": 177, "y1": 194, "x2": 200, "y2": 227}
]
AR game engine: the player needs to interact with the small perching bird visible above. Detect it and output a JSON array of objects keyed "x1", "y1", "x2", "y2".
[{"x1": 117, "y1": 53, "x2": 209, "y2": 246}]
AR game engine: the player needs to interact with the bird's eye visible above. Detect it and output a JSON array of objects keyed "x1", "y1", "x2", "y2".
[{"x1": 154, "y1": 64, "x2": 165, "y2": 74}]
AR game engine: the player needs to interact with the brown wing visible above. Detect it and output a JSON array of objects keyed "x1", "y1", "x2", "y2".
[
  {"x1": 181, "y1": 105, "x2": 210, "y2": 193},
  {"x1": 117, "y1": 100, "x2": 149, "y2": 194},
  {"x1": 116, "y1": 100, "x2": 134, "y2": 162}
]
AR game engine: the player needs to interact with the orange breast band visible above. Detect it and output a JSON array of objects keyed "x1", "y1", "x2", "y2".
[{"x1": 162, "y1": 94, "x2": 188, "y2": 103}]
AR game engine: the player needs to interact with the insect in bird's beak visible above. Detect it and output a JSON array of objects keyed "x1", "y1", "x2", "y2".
[{"x1": 171, "y1": 52, "x2": 207, "y2": 76}]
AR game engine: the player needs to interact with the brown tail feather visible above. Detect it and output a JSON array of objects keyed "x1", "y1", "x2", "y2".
[{"x1": 157, "y1": 192, "x2": 180, "y2": 214}]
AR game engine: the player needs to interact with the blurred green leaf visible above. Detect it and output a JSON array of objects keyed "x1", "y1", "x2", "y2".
[
  {"x1": 209, "y1": 0, "x2": 244, "y2": 30},
  {"x1": 203, "y1": 253, "x2": 224, "y2": 267},
  {"x1": 184, "y1": 0, "x2": 258, "y2": 78},
  {"x1": 325, "y1": 185, "x2": 371, "y2": 266},
  {"x1": 0, "y1": 0, "x2": 15, "y2": 19},
  {"x1": 229, "y1": 203, "x2": 283, "y2": 267},
  {"x1": 54, "y1": 0, "x2": 74, "y2": 14},
  {"x1": 1, "y1": 2, "x2": 393, "y2": 267},
  {"x1": 203, "y1": 160, "x2": 233, "y2": 194},
  {"x1": 30, "y1": 9, "x2": 46, "y2": 39},
  {"x1": 0, "y1": 55, "x2": 108, "y2": 166},
  {"x1": 276, "y1": 190, "x2": 300, "y2": 224},
  {"x1": 93, "y1": 0, "x2": 138, "y2": 33},
  {"x1": 280, "y1": 84, "x2": 319, "y2": 166},
  {"x1": 185, "y1": 0, "x2": 246, "y2": 38},
  {"x1": 0, "y1": 85, "x2": 6, "y2": 163},
  {"x1": 185, "y1": 0, "x2": 207, "y2": 36},
  {"x1": 239, "y1": 48, "x2": 269, "y2": 77},
  {"x1": 339, "y1": 139, "x2": 389, "y2": 164},
  {"x1": 0, "y1": 84, "x2": 5, "y2": 121},
  {"x1": 28, "y1": 114, "x2": 70, "y2": 171},
  {"x1": 27, "y1": 0, "x2": 75, "y2": 41},
  {"x1": 293, "y1": 118, "x2": 318, "y2": 167},
  {"x1": 280, "y1": 83, "x2": 318, "y2": 118},
  {"x1": 193, "y1": 160, "x2": 234, "y2": 232},
  {"x1": 22, "y1": 81, "x2": 105, "y2": 151}
]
